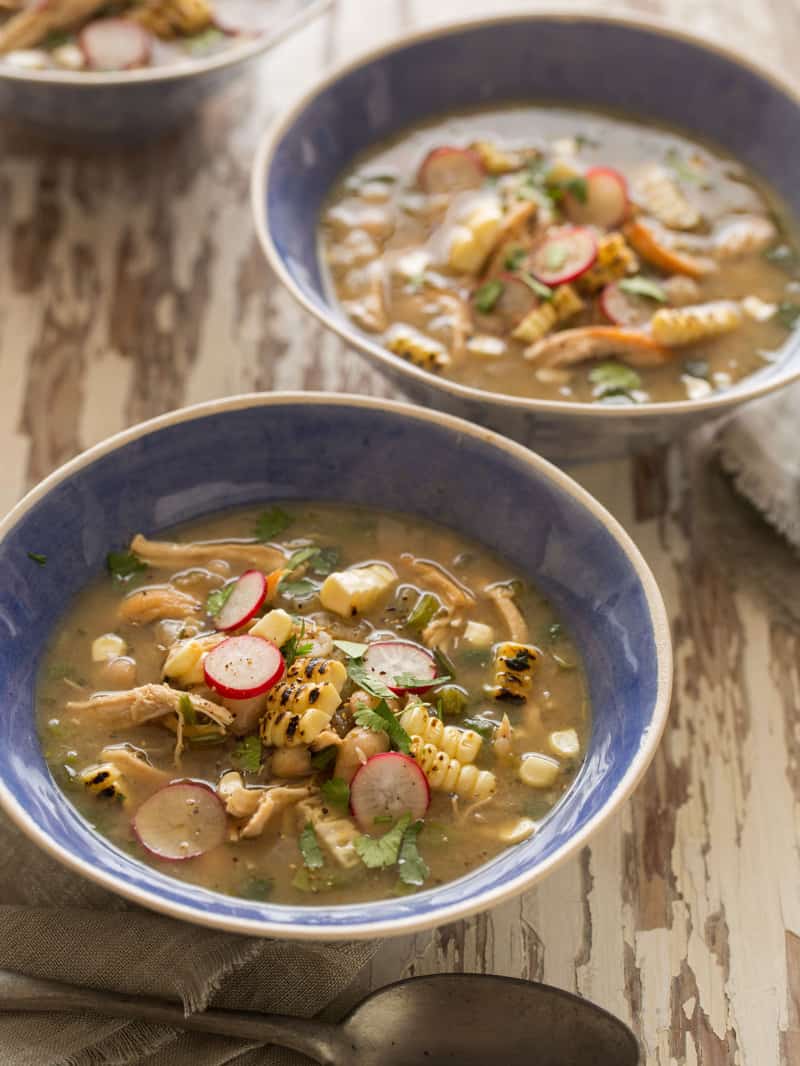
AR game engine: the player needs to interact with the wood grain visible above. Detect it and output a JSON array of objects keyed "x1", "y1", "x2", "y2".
[{"x1": 0, "y1": 2, "x2": 798, "y2": 1063}]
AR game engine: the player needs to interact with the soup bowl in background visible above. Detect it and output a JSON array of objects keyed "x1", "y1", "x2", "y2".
[
  {"x1": 252, "y1": 14, "x2": 800, "y2": 462},
  {"x1": 0, "y1": 0, "x2": 329, "y2": 141},
  {"x1": 0, "y1": 393, "x2": 671, "y2": 939}
]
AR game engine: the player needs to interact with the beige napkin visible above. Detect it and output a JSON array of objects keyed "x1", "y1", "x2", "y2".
[
  {"x1": 718, "y1": 383, "x2": 800, "y2": 550},
  {"x1": 0, "y1": 813, "x2": 379, "y2": 1066}
]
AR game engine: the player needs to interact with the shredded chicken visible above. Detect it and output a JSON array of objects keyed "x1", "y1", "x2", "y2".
[
  {"x1": 486, "y1": 584, "x2": 529, "y2": 642},
  {"x1": 218, "y1": 772, "x2": 311, "y2": 838},
  {"x1": 67, "y1": 683, "x2": 232, "y2": 731},
  {"x1": 119, "y1": 585, "x2": 201, "y2": 625},
  {"x1": 130, "y1": 533, "x2": 284, "y2": 572},
  {"x1": 524, "y1": 326, "x2": 672, "y2": 369},
  {"x1": 408, "y1": 557, "x2": 475, "y2": 609},
  {"x1": 0, "y1": 0, "x2": 107, "y2": 54},
  {"x1": 420, "y1": 611, "x2": 457, "y2": 650}
]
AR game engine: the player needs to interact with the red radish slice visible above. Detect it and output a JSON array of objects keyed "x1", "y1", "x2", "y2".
[
  {"x1": 474, "y1": 273, "x2": 538, "y2": 331},
  {"x1": 350, "y1": 752, "x2": 430, "y2": 832},
  {"x1": 132, "y1": 782, "x2": 226, "y2": 861},
  {"x1": 564, "y1": 167, "x2": 628, "y2": 229},
  {"x1": 600, "y1": 281, "x2": 656, "y2": 328},
  {"x1": 363, "y1": 640, "x2": 437, "y2": 695},
  {"x1": 203, "y1": 635, "x2": 284, "y2": 699},
  {"x1": 529, "y1": 226, "x2": 597, "y2": 286},
  {"x1": 80, "y1": 19, "x2": 152, "y2": 71},
  {"x1": 418, "y1": 147, "x2": 486, "y2": 194},
  {"x1": 215, "y1": 570, "x2": 267, "y2": 632}
]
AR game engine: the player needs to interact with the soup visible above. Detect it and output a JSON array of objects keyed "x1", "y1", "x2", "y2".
[
  {"x1": 320, "y1": 105, "x2": 800, "y2": 405},
  {"x1": 37, "y1": 503, "x2": 588, "y2": 905},
  {"x1": 0, "y1": 1, "x2": 269, "y2": 73}
]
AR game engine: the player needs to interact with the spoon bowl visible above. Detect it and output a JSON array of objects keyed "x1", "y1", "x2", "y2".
[{"x1": 0, "y1": 969, "x2": 640, "y2": 1064}]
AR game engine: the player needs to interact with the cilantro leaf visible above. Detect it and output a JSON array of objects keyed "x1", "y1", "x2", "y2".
[
  {"x1": 354, "y1": 699, "x2": 411, "y2": 754},
  {"x1": 504, "y1": 247, "x2": 527, "y2": 271},
  {"x1": 238, "y1": 876, "x2": 273, "y2": 900},
  {"x1": 394, "y1": 671, "x2": 450, "y2": 689},
  {"x1": 206, "y1": 582, "x2": 234, "y2": 617},
  {"x1": 348, "y1": 659, "x2": 395, "y2": 702},
  {"x1": 279, "y1": 578, "x2": 317, "y2": 599},
  {"x1": 310, "y1": 746, "x2": 338, "y2": 771},
  {"x1": 292, "y1": 868, "x2": 336, "y2": 893},
  {"x1": 106, "y1": 550, "x2": 146, "y2": 584},
  {"x1": 333, "y1": 639, "x2": 369, "y2": 658},
  {"x1": 321, "y1": 777, "x2": 350, "y2": 810},
  {"x1": 618, "y1": 276, "x2": 667, "y2": 302},
  {"x1": 564, "y1": 176, "x2": 588, "y2": 203},
  {"x1": 27, "y1": 551, "x2": 47, "y2": 566},
  {"x1": 398, "y1": 820, "x2": 429, "y2": 886},
  {"x1": 354, "y1": 814, "x2": 411, "y2": 869},
  {"x1": 299, "y1": 823, "x2": 324, "y2": 870},
  {"x1": 255, "y1": 507, "x2": 291, "y2": 542},
  {"x1": 281, "y1": 621, "x2": 313, "y2": 668},
  {"x1": 311, "y1": 547, "x2": 339, "y2": 576},
  {"x1": 285, "y1": 546, "x2": 320, "y2": 572},
  {"x1": 232, "y1": 735, "x2": 262, "y2": 773},
  {"x1": 473, "y1": 280, "x2": 504, "y2": 313},
  {"x1": 588, "y1": 361, "x2": 642, "y2": 398}
]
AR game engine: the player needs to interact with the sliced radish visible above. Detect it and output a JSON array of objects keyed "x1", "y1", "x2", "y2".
[
  {"x1": 363, "y1": 640, "x2": 437, "y2": 695},
  {"x1": 203, "y1": 634, "x2": 284, "y2": 700},
  {"x1": 418, "y1": 147, "x2": 486, "y2": 194},
  {"x1": 80, "y1": 19, "x2": 152, "y2": 71},
  {"x1": 529, "y1": 226, "x2": 597, "y2": 286},
  {"x1": 474, "y1": 273, "x2": 538, "y2": 331},
  {"x1": 132, "y1": 782, "x2": 226, "y2": 861},
  {"x1": 350, "y1": 752, "x2": 430, "y2": 832},
  {"x1": 600, "y1": 281, "x2": 656, "y2": 328},
  {"x1": 564, "y1": 167, "x2": 628, "y2": 229},
  {"x1": 215, "y1": 570, "x2": 267, "y2": 632}
]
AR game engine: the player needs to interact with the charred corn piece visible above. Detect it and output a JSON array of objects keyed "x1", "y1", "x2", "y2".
[
  {"x1": 385, "y1": 324, "x2": 451, "y2": 373},
  {"x1": 131, "y1": 0, "x2": 212, "y2": 37},
  {"x1": 471, "y1": 140, "x2": 522, "y2": 174},
  {"x1": 578, "y1": 232, "x2": 639, "y2": 292},
  {"x1": 488, "y1": 642, "x2": 540, "y2": 702},
  {"x1": 410, "y1": 736, "x2": 497, "y2": 800},
  {"x1": 260, "y1": 657, "x2": 346, "y2": 747},
  {"x1": 635, "y1": 165, "x2": 700, "y2": 230},
  {"x1": 399, "y1": 702, "x2": 483, "y2": 764},
  {"x1": 260, "y1": 700, "x2": 333, "y2": 748},
  {"x1": 650, "y1": 300, "x2": 743, "y2": 346},
  {"x1": 285, "y1": 656, "x2": 348, "y2": 691},
  {"x1": 79, "y1": 763, "x2": 125, "y2": 801},
  {"x1": 511, "y1": 284, "x2": 584, "y2": 344}
]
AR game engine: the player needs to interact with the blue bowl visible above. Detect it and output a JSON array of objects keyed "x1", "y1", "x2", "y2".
[
  {"x1": 0, "y1": 394, "x2": 671, "y2": 938},
  {"x1": 252, "y1": 14, "x2": 800, "y2": 462}
]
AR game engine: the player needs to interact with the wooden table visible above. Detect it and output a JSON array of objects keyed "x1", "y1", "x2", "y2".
[{"x1": 2, "y1": 3, "x2": 798, "y2": 1062}]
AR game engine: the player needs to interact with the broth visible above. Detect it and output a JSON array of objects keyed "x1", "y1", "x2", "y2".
[
  {"x1": 37, "y1": 503, "x2": 589, "y2": 906},
  {"x1": 320, "y1": 104, "x2": 800, "y2": 405}
]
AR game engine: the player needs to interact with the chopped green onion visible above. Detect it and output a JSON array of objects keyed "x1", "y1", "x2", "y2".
[{"x1": 473, "y1": 280, "x2": 504, "y2": 313}]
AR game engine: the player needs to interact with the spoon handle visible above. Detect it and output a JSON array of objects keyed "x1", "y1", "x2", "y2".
[{"x1": 0, "y1": 969, "x2": 346, "y2": 1065}]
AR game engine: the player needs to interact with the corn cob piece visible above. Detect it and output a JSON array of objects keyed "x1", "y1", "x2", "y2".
[
  {"x1": 511, "y1": 283, "x2": 584, "y2": 344},
  {"x1": 399, "y1": 702, "x2": 483, "y2": 764},
  {"x1": 488, "y1": 642, "x2": 540, "y2": 702},
  {"x1": 79, "y1": 763, "x2": 126, "y2": 802},
  {"x1": 131, "y1": 0, "x2": 212, "y2": 38},
  {"x1": 578, "y1": 232, "x2": 639, "y2": 293},
  {"x1": 385, "y1": 324, "x2": 451, "y2": 373},
  {"x1": 260, "y1": 656, "x2": 346, "y2": 748},
  {"x1": 635, "y1": 165, "x2": 700, "y2": 230},
  {"x1": 410, "y1": 736, "x2": 497, "y2": 800},
  {"x1": 650, "y1": 300, "x2": 743, "y2": 346}
]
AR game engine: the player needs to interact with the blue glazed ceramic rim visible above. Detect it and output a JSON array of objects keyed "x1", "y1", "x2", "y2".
[
  {"x1": 0, "y1": 393, "x2": 672, "y2": 939},
  {"x1": 251, "y1": 11, "x2": 800, "y2": 423}
]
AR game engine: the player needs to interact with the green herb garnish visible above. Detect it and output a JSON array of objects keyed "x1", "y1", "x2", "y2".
[
  {"x1": 321, "y1": 777, "x2": 350, "y2": 810},
  {"x1": 519, "y1": 272, "x2": 554, "y2": 300},
  {"x1": 232, "y1": 735, "x2": 262, "y2": 773},
  {"x1": 310, "y1": 746, "x2": 338, "y2": 770},
  {"x1": 206, "y1": 582, "x2": 234, "y2": 617},
  {"x1": 310, "y1": 547, "x2": 339, "y2": 576},
  {"x1": 398, "y1": 820, "x2": 429, "y2": 886},
  {"x1": 394, "y1": 671, "x2": 450, "y2": 689},
  {"x1": 373, "y1": 814, "x2": 394, "y2": 825},
  {"x1": 106, "y1": 550, "x2": 146, "y2": 584},
  {"x1": 354, "y1": 698, "x2": 412, "y2": 754},
  {"x1": 178, "y1": 693, "x2": 196, "y2": 726},
  {"x1": 279, "y1": 578, "x2": 317, "y2": 599},
  {"x1": 333, "y1": 639, "x2": 369, "y2": 658},
  {"x1": 299, "y1": 823, "x2": 324, "y2": 870},
  {"x1": 473, "y1": 280, "x2": 504, "y2": 313},
  {"x1": 504, "y1": 247, "x2": 528, "y2": 271},
  {"x1": 563, "y1": 176, "x2": 588, "y2": 203},
  {"x1": 354, "y1": 814, "x2": 411, "y2": 869},
  {"x1": 238, "y1": 876, "x2": 274, "y2": 900},
  {"x1": 463, "y1": 716, "x2": 498, "y2": 740},
  {"x1": 281, "y1": 621, "x2": 313, "y2": 668},
  {"x1": 348, "y1": 660, "x2": 396, "y2": 702},
  {"x1": 27, "y1": 551, "x2": 47, "y2": 566},
  {"x1": 776, "y1": 301, "x2": 800, "y2": 329},
  {"x1": 618, "y1": 276, "x2": 667, "y2": 302},
  {"x1": 434, "y1": 685, "x2": 469, "y2": 716},
  {"x1": 292, "y1": 868, "x2": 335, "y2": 893},
  {"x1": 185, "y1": 27, "x2": 225, "y2": 53},
  {"x1": 255, "y1": 507, "x2": 291, "y2": 542},
  {"x1": 285, "y1": 546, "x2": 320, "y2": 572},
  {"x1": 588, "y1": 361, "x2": 642, "y2": 398},
  {"x1": 405, "y1": 592, "x2": 440, "y2": 632}
]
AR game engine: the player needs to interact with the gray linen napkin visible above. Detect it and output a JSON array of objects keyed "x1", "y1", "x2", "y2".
[
  {"x1": 0, "y1": 813, "x2": 379, "y2": 1066},
  {"x1": 718, "y1": 383, "x2": 800, "y2": 550}
]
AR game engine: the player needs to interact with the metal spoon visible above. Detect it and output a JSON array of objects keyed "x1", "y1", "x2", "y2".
[{"x1": 0, "y1": 968, "x2": 640, "y2": 1064}]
